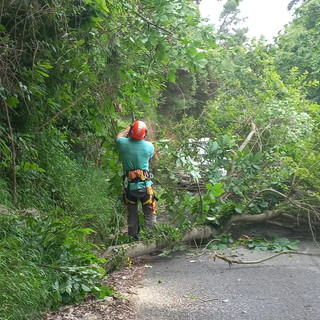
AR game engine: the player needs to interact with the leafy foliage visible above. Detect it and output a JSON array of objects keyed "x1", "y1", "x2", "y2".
[
  {"x1": 274, "y1": 0, "x2": 320, "y2": 104},
  {"x1": 0, "y1": 0, "x2": 216, "y2": 317},
  {"x1": 206, "y1": 232, "x2": 234, "y2": 250},
  {"x1": 155, "y1": 13, "x2": 320, "y2": 230},
  {"x1": 141, "y1": 223, "x2": 185, "y2": 246},
  {"x1": 206, "y1": 233, "x2": 300, "y2": 252},
  {"x1": 0, "y1": 0, "x2": 319, "y2": 318},
  {"x1": 0, "y1": 212, "x2": 112, "y2": 319},
  {"x1": 240, "y1": 237, "x2": 300, "y2": 252}
]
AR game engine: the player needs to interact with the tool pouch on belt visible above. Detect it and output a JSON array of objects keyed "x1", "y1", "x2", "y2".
[{"x1": 127, "y1": 169, "x2": 147, "y2": 182}]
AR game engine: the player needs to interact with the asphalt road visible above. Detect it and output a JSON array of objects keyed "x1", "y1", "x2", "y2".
[{"x1": 135, "y1": 227, "x2": 320, "y2": 320}]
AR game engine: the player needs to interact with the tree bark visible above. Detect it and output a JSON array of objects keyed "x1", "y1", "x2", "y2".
[
  {"x1": 102, "y1": 226, "x2": 217, "y2": 272},
  {"x1": 229, "y1": 209, "x2": 283, "y2": 224}
]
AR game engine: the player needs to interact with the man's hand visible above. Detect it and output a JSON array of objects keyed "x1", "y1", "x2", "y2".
[{"x1": 116, "y1": 126, "x2": 131, "y2": 140}]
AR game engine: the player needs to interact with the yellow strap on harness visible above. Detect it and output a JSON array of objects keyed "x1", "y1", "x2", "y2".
[
  {"x1": 142, "y1": 186, "x2": 156, "y2": 214},
  {"x1": 126, "y1": 197, "x2": 136, "y2": 204},
  {"x1": 142, "y1": 195, "x2": 153, "y2": 205}
]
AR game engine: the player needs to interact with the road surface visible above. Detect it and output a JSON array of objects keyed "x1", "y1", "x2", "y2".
[{"x1": 135, "y1": 226, "x2": 320, "y2": 320}]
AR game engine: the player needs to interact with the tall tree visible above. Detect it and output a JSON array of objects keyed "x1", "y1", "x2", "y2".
[{"x1": 274, "y1": 0, "x2": 320, "y2": 104}]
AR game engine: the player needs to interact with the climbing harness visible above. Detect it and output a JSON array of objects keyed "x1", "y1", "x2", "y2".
[
  {"x1": 126, "y1": 169, "x2": 153, "y2": 183},
  {"x1": 122, "y1": 169, "x2": 157, "y2": 214}
]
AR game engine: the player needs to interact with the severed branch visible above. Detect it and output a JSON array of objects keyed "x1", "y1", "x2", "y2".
[
  {"x1": 134, "y1": 11, "x2": 173, "y2": 35},
  {"x1": 36, "y1": 96, "x2": 83, "y2": 132},
  {"x1": 227, "y1": 121, "x2": 257, "y2": 181},
  {"x1": 242, "y1": 188, "x2": 320, "y2": 223},
  {"x1": 193, "y1": 179, "x2": 203, "y2": 223},
  {"x1": 238, "y1": 121, "x2": 257, "y2": 152},
  {"x1": 212, "y1": 250, "x2": 320, "y2": 267},
  {"x1": 242, "y1": 188, "x2": 288, "y2": 214}
]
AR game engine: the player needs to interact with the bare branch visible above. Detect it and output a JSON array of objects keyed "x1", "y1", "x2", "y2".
[
  {"x1": 239, "y1": 121, "x2": 257, "y2": 152},
  {"x1": 36, "y1": 96, "x2": 83, "y2": 132},
  {"x1": 242, "y1": 188, "x2": 288, "y2": 214},
  {"x1": 134, "y1": 11, "x2": 173, "y2": 35},
  {"x1": 212, "y1": 250, "x2": 320, "y2": 266},
  {"x1": 227, "y1": 121, "x2": 257, "y2": 181}
]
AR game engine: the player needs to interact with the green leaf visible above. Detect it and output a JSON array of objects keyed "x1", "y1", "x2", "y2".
[
  {"x1": 213, "y1": 183, "x2": 225, "y2": 197},
  {"x1": 66, "y1": 284, "x2": 72, "y2": 294},
  {"x1": 81, "y1": 284, "x2": 91, "y2": 292},
  {"x1": 168, "y1": 71, "x2": 176, "y2": 82},
  {"x1": 35, "y1": 70, "x2": 49, "y2": 78},
  {"x1": 194, "y1": 51, "x2": 207, "y2": 61},
  {"x1": 286, "y1": 244, "x2": 299, "y2": 250},
  {"x1": 205, "y1": 183, "x2": 214, "y2": 191},
  {"x1": 78, "y1": 228, "x2": 96, "y2": 234},
  {"x1": 187, "y1": 46, "x2": 198, "y2": 57},
  {"x1": 20, "y1": 162, "x2": 46, "y2": 172},
  {"x1": 194, "y1": 58, "x2": 208, "y2": 68},
  {"x1": 141, "y1": 37, "x2": 149, "y2": 44},
  {"x1": 38, "y1": 63, "x2": 53, "y2": 69},
  {"x1": 138, "y1": 88, "x2": 150, "y2": 102},
  {"x1": 6, "y1": 96, "x2": 19, "y2": 108},
  {"x1": 235, "y1": 207, "x2": 243, "y2": 213},
  {"x1": 259, "y1": 202, "x2": 269, "y2": 208}
]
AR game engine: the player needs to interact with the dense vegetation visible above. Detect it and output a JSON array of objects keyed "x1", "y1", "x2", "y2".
[{"x1": 0, "y1": 0, "x2": 319, "y2": 318}]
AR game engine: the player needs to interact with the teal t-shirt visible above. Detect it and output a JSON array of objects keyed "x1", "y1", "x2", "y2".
[{"x1": 116, "y1": 137, "x2": 154, "y2": 190}]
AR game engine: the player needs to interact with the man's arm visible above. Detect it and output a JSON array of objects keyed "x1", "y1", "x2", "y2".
[
  {"x1": 116, "y1": 126, "x2": 131, "y2": 140},
  {"x1": 149, "y1": 145, "x2": 159, "y2": 171}
]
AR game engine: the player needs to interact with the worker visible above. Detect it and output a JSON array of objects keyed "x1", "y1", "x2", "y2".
[{"x1": 116, "y1": 120, "x2": 157, "y2": 241}]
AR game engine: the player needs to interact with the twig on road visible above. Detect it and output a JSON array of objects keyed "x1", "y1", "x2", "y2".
[{"x1": 212, "y1": 250, "x2": 320, "y2": 267}]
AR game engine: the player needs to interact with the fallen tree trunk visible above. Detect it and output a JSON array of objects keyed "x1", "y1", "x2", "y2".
[
  {"x1": 225, "y1": 210, "x2": 283, "y2": 230},
  {"x1": 101, "y1": 226, "x2": 217, "y2": 272},
  {"x1": 227, "y1": 210, "x2": 320, "y2": 230},
  {"x1": 101, "y1": 209, "x2": 319, "y2": 272},
  {"x1": 103, "y1": 225, "x2": 217, "y2": 259}
]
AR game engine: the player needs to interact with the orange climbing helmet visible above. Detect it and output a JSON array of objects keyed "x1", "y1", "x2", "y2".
[{"x1": 129, "y1": 120, "x2": 147, "y2": 140}]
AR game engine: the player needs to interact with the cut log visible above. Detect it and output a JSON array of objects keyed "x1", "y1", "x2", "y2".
[{"x1": 101, "y1": 226, "x2": 217, "y2": 272}]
